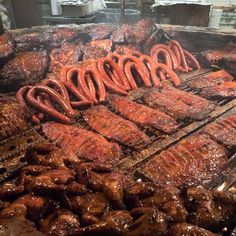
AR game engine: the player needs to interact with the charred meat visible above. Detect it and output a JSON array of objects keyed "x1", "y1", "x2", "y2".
[
  {"x1": 0, "y1": 32, "x2": 15, "y2": 64},
  {"x1": 108, "y1": 94, "x2": 179, "y2": 134},
  {"x1": 0, "y1": 98, "x2": 29, "y2": 141},
  {"x1": 42, "y1": 122, "x2": 123, "y2": 164},
  {"x1": 0, "y1": 50, "x2": 48, "y2": 91},
  {"x1": 137, "y1": 134, "x2": 228, "y2": 187},
  {"x1": 83, "y1": 105, "x2": 151, "y2": 149},
  {"x1": 49, "y1": 42, "x2": 82, "y2": 74}
]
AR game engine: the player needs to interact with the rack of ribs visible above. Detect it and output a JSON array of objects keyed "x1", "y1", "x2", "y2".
[
  {"x1": 138, "y1": 134, "x2": 228, "y2": 187},
  {"x1": 203, "y1": 113, "x2": 236, "y2": 149},
  {"x1": 189, "y1": 70, "x2": 234, "y2": 90},
  {"x1": 143, "y1": 86, "x2": 215, "y2": 121},
  {"x1": 83, "y1": 105, "x2": 151, "y2": 149},
  {"x1": 201, "y1": 81, "x2": 236, "y2": 99},
  {"x1": 107, "y1": 95, "x2": 179, "y2": 134},
  {"x1": 42, "y1": 122, "x2": 123, "y2": 165}
]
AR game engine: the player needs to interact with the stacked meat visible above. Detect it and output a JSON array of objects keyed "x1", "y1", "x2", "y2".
[
  {"x1": 0, "y1": 144, "x2": 235, "y2": 236},
  {"x1": 189, "y1": 69, "x2": 236, "y2": 100}
]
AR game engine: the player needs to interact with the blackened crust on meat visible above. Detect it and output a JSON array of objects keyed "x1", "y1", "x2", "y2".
[
  {"x1": 83, "y1": 105, "x2": 151, "y2": 149},
  {"x1": 0, "y1": 32, "x2": 15, "y2": 65},
  {"x1": 81, "y1": 44, "x2": 109, "y2": 61},
  {"x1": 42, "y1": 122, "x2": 123, "y2": 165},
  {"x1": 0, "y1": 50, "x2": 48, "y2": 91},
  {"x1": 49, "y1": 42, "x2": 82, "y2": 75},
  {"x1": 82, "y1": 24, "x2": 115, "y2": 40},
  {"x1": 0, "y1": 98, "x2": 29, "y2": 142},
  {"x1": 138, "y1": 134, "x2": 228, "y2": 187}
]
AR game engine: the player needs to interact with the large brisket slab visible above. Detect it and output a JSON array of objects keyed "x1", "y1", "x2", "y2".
[{"x1": 83, "y1": 105, "x2": 151, "y2": 149}]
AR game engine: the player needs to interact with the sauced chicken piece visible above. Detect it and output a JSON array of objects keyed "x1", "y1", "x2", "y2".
[
  {"x1": 79, "y1": 210, "x2": 133, "y2": 236},
  {"x1": 0, "y1": 50, "x2": 48, "y2": 91},
  {"x1": 186, "y1": 186, "x2": 236, "y2": 231},
  {"x1": 26, "y1": 169, "x2": 74, "y2": 195},
  {"x1": 83, "y1": 105, "x2": 151, "y2": 149},
  {"x1": 40, "y1": 209, "x2": 80, "y2": 236},
  {"x1": 76, "y1": 163, "x2": 126, "y2": 209},
  {"x1": 81, "y1": 44, "x2": 108, "y2": 60},
  {"x1": 125, "y1": 208, "x2": 170, "y2": 236},
  {"x1": 169, "y1": 223, "x2": 217, "y2": 236},
  {"x1": 0, "y1": 218, "x2": 44, "y2": 236},
  {"x1": 68, "y1": 192, "x2": 110, "y2": 225},
  {"x1": 0, "y1": 194, "x2": 49, "y2": 221},
  {"x1": 140, "y1": 186, "x2": 188, "y2": 222},
  {"x1": 89, "y1": 39, "x2": 113, "y2": 53}
]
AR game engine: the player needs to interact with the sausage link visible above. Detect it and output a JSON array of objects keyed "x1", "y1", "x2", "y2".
[
  {"x1": 124, "y1": 62, "x2": 139, "y2": 89},
  {"x1": 27, "y1": 85, "x2": 74, "y2": 118},
  {"x1": 183, "y1": 49, "x2": 201, "y2": 70},
  {"x1": 97, "y1": 57, "x2": 129, "y2": 94},
  {"x1": 152, "y1": 63, "x2": 181, "y2": 87}
]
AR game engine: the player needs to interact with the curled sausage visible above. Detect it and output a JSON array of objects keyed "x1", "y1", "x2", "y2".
[
  {"x1": 62, "y1": 66, "x2": 91, "y2": 103},
  {"x1": 107, "y1": 52, "x2": 121, "y2": 63},
  {"x1": 97, "y1": 57, "x2": 129, "y2": 94},
  {"x1": 16, "y1": 86, "x2": 42, "y2": 124},
  {"x1": 168, "y1": 40, "x2": 188, "y2": 72},
  {"x1": 78, "y1": 61, "x2": 106, "y2": 103},
  {"x1": 151, "y1": 63, "x2": 181, "y2": 87},
  {"x1": 150, "y1": 44, "x2": 175, "y2": 69},
  {"x1": 26, "y1": 85, "x2": 74, "y2": 124},
  {"x1": 183, "y1": 49, "x2": 201, "y2": 70},
  {"x1": 119, "y1": 54, "x2": 152, "y2": 87},
  {"x1": 40, "y1": 78, "x2": 70, "y2": 103}
]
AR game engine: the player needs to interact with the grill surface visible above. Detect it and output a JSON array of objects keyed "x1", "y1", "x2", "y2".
[{"x1": 0, "y1": 68, "x2": 236, "y2": 189}]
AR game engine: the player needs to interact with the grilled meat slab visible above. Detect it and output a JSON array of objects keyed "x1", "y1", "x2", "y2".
[
  {"x1": 108, "y1": 95, "x2": 179, "y2": 134},
  {"x1": 49, "y1": 42, "x2": 82, "y2": 74},
  {"x1": 81, "y1": 44, "x2": 108, "y2": 60},
  {"x1": 143, "y1": 87, "x2": 215, "y2": 121},
  {"x1": 138, "y1": 134, "x2": 228, "y2": 187},
  {"x1": 0, "y1": 50, "x2": 48, "y2": 91},
  {"x1": 83, "y1": 24, "x2": 115, "y2": 40},
  {"x1": 189, "y1": 70, "x2": 234, "y2": 90},
  {"x1": 201, "y1": 81, "x2": 236, "y2": 99},
  {"x1": 83, "y1": 105, "x2": 151, "y2": 149},
  {"x1": 0, "y1": 98, "x2": 29, "y2": 142},
  {"x1": 203, "y1": 113, "x2": 236, "y2": 149},
  {"x1": 0, "y1": 32, "x2": 15, "y2": 63},
  {"x1": 42, "y1": 122, "x2": 122, "y2": 164}
]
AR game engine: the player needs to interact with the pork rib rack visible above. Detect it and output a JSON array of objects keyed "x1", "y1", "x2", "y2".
[
  {"x1": 107, "y1": 94, "x2": 179, "y2": 134},
  {"x1": 143, "y1": 86, "x2": 215, "y2": 121},
  {"x1": 137, "y1": 134, "x2": 228, "y2": 187},
  {"x1": 83, "y1": 105, "x2": 151, "y2": 149},
  {"x1": 42, "y1": 122, "x2": 123, "y2": 165},
  {"x1": 203, "y1": 113, "x2": 236, "y2": 149}
]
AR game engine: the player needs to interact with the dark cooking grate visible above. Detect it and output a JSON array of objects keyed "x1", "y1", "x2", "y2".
[{"x1": 0, "y1": 128, "x2": 50, "y2": 183}]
